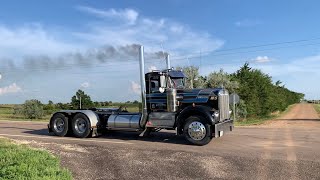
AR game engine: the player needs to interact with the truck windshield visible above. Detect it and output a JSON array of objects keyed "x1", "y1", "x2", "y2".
[{"x1": 171, "y1": 78, "x2": 185, "y2": 88}]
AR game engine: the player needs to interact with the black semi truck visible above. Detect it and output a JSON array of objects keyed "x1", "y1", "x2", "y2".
[{"x1": 48, "y1": 45, "x2": 233, "y2": 145}]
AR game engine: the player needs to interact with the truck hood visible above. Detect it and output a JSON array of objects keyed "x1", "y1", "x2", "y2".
[{"x1": 177, "y1": 88, "x2": 222, "y2": 103}]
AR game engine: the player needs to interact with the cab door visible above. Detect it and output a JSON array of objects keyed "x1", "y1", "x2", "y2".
[{"x1": 146, "y1": 76, "x2": 167, "y2": 112}]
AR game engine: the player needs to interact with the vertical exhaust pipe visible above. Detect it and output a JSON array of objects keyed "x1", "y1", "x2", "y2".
[
  {"x1": 166, "y1": 54, "x2": 171, "y2": 69},
  {"x1": 139, "y1": 45, "x2": 148, "y2": 128}
]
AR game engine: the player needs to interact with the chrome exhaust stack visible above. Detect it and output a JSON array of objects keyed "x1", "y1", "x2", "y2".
[
  {"x1": 139, "y1": 45, "x2": 148, "y2": 128},
  {"x1": 166, "y1": 54, "x2": 171, "y2": 69}
]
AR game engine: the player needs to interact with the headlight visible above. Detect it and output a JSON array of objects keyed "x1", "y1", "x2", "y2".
[{"x1": 212, "y1": 111, "x2": 219, "y2": 119}]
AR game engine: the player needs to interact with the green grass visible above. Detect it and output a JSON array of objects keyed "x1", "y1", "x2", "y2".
[
  {"x1": 0, "y1": 138, "x2": 72, "y2": 180},
  {"x1": 234, "y1": 104, "x2": 295, "y2": 126},
  {"x1": 313, "y1": 104, "x2": 320, "y2": 114},
  {"x1": 0, "y1": 105, "x2": 50, "y2": 122},
  {"x1": 234, "y1": 115, "x2": 277, "y2": 126}
]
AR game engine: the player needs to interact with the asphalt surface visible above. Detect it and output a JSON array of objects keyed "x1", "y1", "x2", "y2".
[{"x1": 0, "y1": 103, "x2": 320, "y2": 180}]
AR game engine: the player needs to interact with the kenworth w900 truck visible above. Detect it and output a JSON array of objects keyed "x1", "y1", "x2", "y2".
[{"x1": 48, "y1": 45, "x2": 233, "y2": 145}]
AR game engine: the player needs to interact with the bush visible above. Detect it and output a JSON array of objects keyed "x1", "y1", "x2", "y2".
[
  {"x1": 21, "y1": 99, "x2": 44, "y2": 119},
  {"x1": 13, "y1": 105, "x2": 23, "y2": 115},
  {"x1": 236, "y1": 100, "x2": 248, "y2": 119}
]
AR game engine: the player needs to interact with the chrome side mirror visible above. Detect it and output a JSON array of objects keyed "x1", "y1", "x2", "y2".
[{"x1": 159, "y1": 75, "x2": 166, "y2": 93}]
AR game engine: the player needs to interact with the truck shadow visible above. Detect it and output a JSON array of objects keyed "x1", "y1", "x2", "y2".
[
  {"x1": 99, "y1": 130, "x2": 190, "y2": 145},
  {"x1": 23, "y1": 129, "x2": 191, "y2": 145}
]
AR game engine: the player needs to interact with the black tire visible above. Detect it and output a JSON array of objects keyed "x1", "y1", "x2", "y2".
[
  {"x1": 72, "y1": 113, "x2": 91, "y2": 138},
  {"x1": 50, "y1": 113, "x2": 68, "y2": 137},
  {"x1": 183, "y1": 116, "x2": 212, "y2": 146}
]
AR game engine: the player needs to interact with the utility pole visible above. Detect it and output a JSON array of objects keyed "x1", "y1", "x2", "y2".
[
  {"x1": 79, "y1": 95, "x2": 82, "y2": 109},
  {"x1": 233, "y1": 93, "x2": 236, "y2": 121}
]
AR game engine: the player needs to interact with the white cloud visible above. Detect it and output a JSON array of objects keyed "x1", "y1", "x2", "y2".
[
  {"x1": 253, "y1": 56, "x2": 272, "y2": 63},
  {"x1": 148, "y1": 65, "x2": 158, "y2": 72},
  {"x1": 0, "y1": 24, "x2": 79, "y2": 58},
  {"x1": 75, "y1": 6, "x2": 224, "y2": 55},
  {"x1": 235, "y1": 19, "x2": 261, "y2": 27},
  {"x1": 0, "y1": 83, "x2": 22, "y2": 95},
  {"x1": 77, "y1": 6, "x2": 139, "y2": 25},
  {"x1": 130, "y1": 81, "x2": 141, "y2": 94},
  {"x1": 81, "y1": 82, "x2": 90, "y2": 88}
]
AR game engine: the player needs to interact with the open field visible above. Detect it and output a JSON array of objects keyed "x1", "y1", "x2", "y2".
[
  {"x1": 0, "y1": 103, "x2": 319, "y2": 180},
  {"x1": 0, "y1": 137, "x2": 72, "y2": 180},
  {"x1": 0, "y1": 103, "x2": 139, "y2": 122},
  {"x1": 0, "y1": 105, "x2": 50, "y2": 122}
]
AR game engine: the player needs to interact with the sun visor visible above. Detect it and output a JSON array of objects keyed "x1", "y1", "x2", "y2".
[{"x1": 168, "y1": 71, "x2": 186, "y2": 78}]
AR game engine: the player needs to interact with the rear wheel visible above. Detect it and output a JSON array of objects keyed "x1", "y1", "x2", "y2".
[
  {"x1": 50, "y1": 113, "x2": 68, "y2": 137},
  {"x1": 183, "y1": 116, "x2": 212, "y2": 146},
  {"x1": 72, "y1": 113, "x2": 91, "y2": 138}
]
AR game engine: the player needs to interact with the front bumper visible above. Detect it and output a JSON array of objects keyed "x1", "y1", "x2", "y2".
[{"x1": 214, "y1": 119, "x2": 234, "y2": 138}]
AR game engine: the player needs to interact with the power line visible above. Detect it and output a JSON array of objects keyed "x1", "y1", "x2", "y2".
[
  {"x1": 171, "y1": 37, "x2": 320, "y2": 59},
  {"x1": 171, "y1": 41, "x2": 320, "y2": 62}
]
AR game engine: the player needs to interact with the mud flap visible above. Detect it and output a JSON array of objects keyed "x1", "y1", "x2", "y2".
[
  {"x1": 91, "y1": 127, "x2": 101, "y2": 137},
  {"x1": 139, "y1": 127, "x2": 152, "y2": 137},
  {"x1": 48, "y1": 124, "x2": 52, "y2": 133},
  {"x1": 214, "y1": 119, "x2": 234, "y2": 138}
]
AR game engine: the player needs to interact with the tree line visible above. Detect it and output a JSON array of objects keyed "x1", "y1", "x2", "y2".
[
  {"x1": 178, "y1": 63, "x2": 304, "y2": 119},
  {"x1": 12, "y1": 90, "x2": 140, "y2": 119}
]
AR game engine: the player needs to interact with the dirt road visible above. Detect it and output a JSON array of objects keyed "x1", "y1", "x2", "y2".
[{"x1": 0, "y1": 103, "x2": 320, "y2": 179}]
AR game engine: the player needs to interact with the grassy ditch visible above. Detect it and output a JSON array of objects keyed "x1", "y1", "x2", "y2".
[
  {"x1": 0, "y1": 138, "x2": 72, "y2": 180},
  {"x1": 313, "y1": 104, "x2": 320, "y2": 113},
  {"x1": 234, "y1": 104, "x2": 295, "y2": 126}
]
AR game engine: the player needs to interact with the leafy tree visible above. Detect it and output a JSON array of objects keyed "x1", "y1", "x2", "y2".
[
  {"x1": 232, "y1": 63, "x2": 303, "y2": 117},
  {"x1": 21, "y1": 99, "x2": 44, "y2": 119},
  {"x1": 71, "y1": 89, "x2": 93, "y2": 109},
  {"x1": 56, "y1": 103, "x2": 69, "y2": 110},
  {"x1": 177, "y1": 66, "x2": 205, "y2": 88},
  {"x1": 13, "y1": 105, "x2": 23, "y2": 115},
  {"x1": 207, "y1": 69, "x2": 239, "y2": 92},
  {"x1": 236, "y1": 100, "x2": 248, "y2": 119},
  {"x1": 48, "y1": 100, "x2": 54, "y2": 105},
  {"x1": 44, "y1": 100, "x2": 55, "y2": 111}
]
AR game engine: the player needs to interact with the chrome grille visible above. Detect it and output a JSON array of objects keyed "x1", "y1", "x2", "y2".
[{"x1": 218, "y1": 90, "x2": 230, "y2": 122}]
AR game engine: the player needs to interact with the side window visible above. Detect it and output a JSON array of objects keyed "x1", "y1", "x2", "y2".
[{"x1": 150, "y1": 80, "x2": 159, "y2": 93}]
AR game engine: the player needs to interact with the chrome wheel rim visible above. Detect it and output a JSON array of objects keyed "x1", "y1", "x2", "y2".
[
  {"x1": 75, "y1": 118, "x2": 87, "y2": 134},
  {"x1": 188, "y1": 121, "x2": 206, "y2": 140},
  {"x1": 53, "y1": 118, "x2": 65, "y2": 133}
]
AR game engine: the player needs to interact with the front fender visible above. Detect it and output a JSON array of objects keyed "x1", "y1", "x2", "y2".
[{"x1": 176, "y1": 105, "x2": 214, "y2": 134}]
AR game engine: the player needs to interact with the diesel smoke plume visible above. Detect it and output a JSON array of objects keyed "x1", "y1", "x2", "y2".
[{"x1": 0, "y1": 44, "x2": 169, "y2": 72}]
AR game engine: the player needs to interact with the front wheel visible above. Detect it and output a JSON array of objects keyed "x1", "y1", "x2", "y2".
[
  {"x1": 72, "y1": 113, "x2": 92, "y2": 138},
  {"x1": 183, "y1": 116, "x2": 212, "y2": 146}
]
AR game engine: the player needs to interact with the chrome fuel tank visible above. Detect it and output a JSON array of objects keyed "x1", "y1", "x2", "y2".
[{"x1": 107, "y1": 114, "x2": 141, "y2": 129}]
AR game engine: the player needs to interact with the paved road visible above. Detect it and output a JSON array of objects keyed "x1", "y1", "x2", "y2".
[{"x1": 0, "y1": 103, "x2": 320, "y2": 180}]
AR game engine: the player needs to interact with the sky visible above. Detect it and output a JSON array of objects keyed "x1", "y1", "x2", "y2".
[{"x1": 1, "y1": 0, "x2": 320, "y2": 104}]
